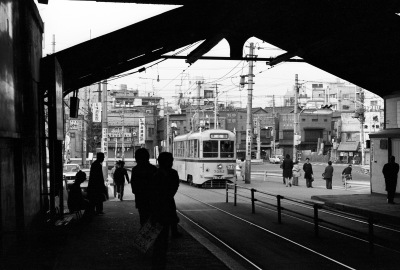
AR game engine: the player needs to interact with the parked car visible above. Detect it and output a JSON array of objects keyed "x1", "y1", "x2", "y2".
[{"x1": 269, "y1": 155, "x2": 283, "y2": 164}]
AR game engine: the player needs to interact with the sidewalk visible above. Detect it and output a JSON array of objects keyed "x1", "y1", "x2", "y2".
[{"x1": 1, "y1": 194, "x2": 230, "y2": 270}]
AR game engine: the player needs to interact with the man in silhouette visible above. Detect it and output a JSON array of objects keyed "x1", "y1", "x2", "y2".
[
  {"x1": 150, "y1": 152, "x2": 180, "y2": 269},
  {"x1": 382, "y1": 156, "x2": 399, "y2": 204},
  {"x1": 131, "y1": 148, "x2": 158, "y2": 226},
  {"x1": 87, "y1": 152, "x2": 107, "y2": 215}
]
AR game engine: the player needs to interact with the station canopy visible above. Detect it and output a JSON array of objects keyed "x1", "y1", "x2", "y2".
[{"x1": 42, "y1": 1, "x2": 400, "y2": 98}]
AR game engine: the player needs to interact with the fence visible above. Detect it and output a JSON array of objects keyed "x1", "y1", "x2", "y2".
[{"x1": 225, "y1": 183, "x2": 397, "y2": 252}]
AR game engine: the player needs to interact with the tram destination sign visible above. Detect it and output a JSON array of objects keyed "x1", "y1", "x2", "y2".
[{"x1": 210, "y1": 134, "x2": 228, "y2": 139}]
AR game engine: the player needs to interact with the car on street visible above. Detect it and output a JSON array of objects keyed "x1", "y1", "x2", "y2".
[
  {"x1": 63, "y1": 163, "x2": 81, "y2": 184},
  {"x1": 269, "y1": 155, "x2": 283, "y2": 164}
]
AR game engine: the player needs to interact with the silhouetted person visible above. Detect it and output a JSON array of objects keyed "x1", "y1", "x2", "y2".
[
  {"x1": 67, "y1": 170, "x2": 89, "y2": 214},
  {"x1": 382, "y1": 156, "x2": 399, "y2": 204},
  {"x1": 303, "y1": 158, "x2": 313, "y2": 188},
  {"x1": 114, "y1": 160, "x2": 130, "y2": 201},
  {"x1": 87, "y1": 152, "x2": 107, "y2": 215},
  {"x1": 323, "y1": 161, "x2": 334, "y2": 189},
  {"x1": 131, "y1": 148, "x2": 157, "y2": 226},
  {"x1": 150, "y1": 152, "x2": 180, "y2": 269},
  {"x1": 282, "y1": 154, "x2": 294, "y2": 187}
]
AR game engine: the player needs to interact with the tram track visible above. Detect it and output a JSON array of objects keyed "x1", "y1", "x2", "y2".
[
  {"x1": 200, "y1": 187, "x2": 400, "y2": 254},
  {"x1": 177, "y1": 189, "x2": 359, "y2": 270}
]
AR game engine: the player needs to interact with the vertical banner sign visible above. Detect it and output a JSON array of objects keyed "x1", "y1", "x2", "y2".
[
  {"x1": 139, "y1": 118, "x2": 146, "y2": 144},
  {"x1": 101, "y1": 128, "x2": 108, "y2": 159},
  {"x1": 246, "y1": 128, "x2": 252, "y2": 158},
  {"x1": 92, "y1": 102, "x2": 102, "y2": 122}
]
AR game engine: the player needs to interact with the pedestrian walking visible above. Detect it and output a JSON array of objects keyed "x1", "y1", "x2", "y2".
[
  {"x1": 110, "y1": 161, "x2": 119, "y2": 197},
  {"x1": 282, "y1": 154, "x2": 294, "y2": 187},
  {"x1": 131, "y1": 148, "x2": 158, "y2": 226},
  {"x1": 239, "y1": 158, "x2": 245, "y2": 181},
  {"x1": 114, "y1": 160, "x2": 130, "y2": 201},
  {"x1": 87, "y1": 152, "x2": 108, "y2": 215},
  {"x1": 323, "y1": 161, "x2": 334, "y2": 189},
  {"x1": 382, "y1": 156, "x2": 399, "y2": 204},
  {"x1": 149, "y1": 152, "x2": 180, "y2": 269},
  {"x1": 303, "y1": 158, "x2": 314, "y2": 188},
  {"x1": 292, "y1": 161, "x2": 301, "y2": 186}
]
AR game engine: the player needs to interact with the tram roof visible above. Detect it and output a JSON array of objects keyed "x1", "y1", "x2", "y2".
[{"x1": 174, "y1": 129, "x2": 235, "y2": 141}]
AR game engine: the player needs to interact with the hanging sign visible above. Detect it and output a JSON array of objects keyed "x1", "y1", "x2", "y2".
[
  {"x1": 138, "y1": 118, "x2": 146, "y2": 144},
  {"x1": 92, "y1": 102, "x2": 102, "y2": 122}
]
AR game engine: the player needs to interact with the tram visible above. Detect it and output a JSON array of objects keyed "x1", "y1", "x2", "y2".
[{"x1": 172, "y1": 129, "x2": 236, "y2": 188}]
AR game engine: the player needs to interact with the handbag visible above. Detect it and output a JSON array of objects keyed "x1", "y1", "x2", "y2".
[{"x1": 133, "y1": 220, "x2": 163, "y2": 253}]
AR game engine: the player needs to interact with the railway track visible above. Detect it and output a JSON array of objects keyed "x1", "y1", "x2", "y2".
[{"x1": 176, "y1": 185, "x2": 400, "y2": 269}]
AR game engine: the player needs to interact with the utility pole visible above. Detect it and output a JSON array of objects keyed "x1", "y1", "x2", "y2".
[
  {"x1": 245, "y1": 42, "x2": 255, "y2": 184},
  {"x1": 293, "y1": 74, "x2": 299, "y2": 161},
  {"x1": 121, "y1": 87, "x2": 126, "y2": 161},
  {"x1": 197, "y1": 81, "x2": 201, "y2": 130},
  {"x1": 272, "y1": 95, "x2": 276, "y2": 156},
  {"x1": 256, "y1": 117, "x2": 261, "y2": 159},
  {"x1": 214, "y1": 83, "x2": 219, "y2": 129},
  {"x1": 359, "y1": 89, "x2": 365, "y2": 165},
  {"x1": 82, "y1": 87, "x2": 87, "y2": 167},
  {"x1": 166, "y1": 101, "x2": 170, "y2": 152},
  {"x1": 101, "y1": 80, "x2": 108, "y2": 180}
]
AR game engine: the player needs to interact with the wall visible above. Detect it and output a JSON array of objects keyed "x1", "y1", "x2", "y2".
[
  {"x1": 0, "y1": 0, "x2": 44, "y2": 234},
  {"x1": 370, "y1": 138, "x2": 388, "y2": 194}
]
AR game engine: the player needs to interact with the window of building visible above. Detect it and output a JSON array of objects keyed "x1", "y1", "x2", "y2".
[
  {"x1": 302, "y1": 118, "x2": 306, "y2": 122},
  {"x1": 283, "y1": 130, "x2": 293, "y2": 140},
  {"x1": 370, "y1": 100, "x2": 378, "y2": 106},
  {"x1": 342, "y1": 105, "x2": 350, "y2": 110},
  {"x1": 232, "y1": 119, "x2": 236, "y2": 123},
  {"x1": 312, "y1": 119, "x2": 318, "y2": 122},
  {"x1": 343, "y1": 94, "x2": 349, "y2": 99},
  {"x1": 324, "y1": 119, "x2": 327, "y2": 122},
  {"x1": 240, "y1": 115, "x2": 243, "y2": 119},
  {"x1": 232, "y1": 113, "x2": 236, "y2": 117},
  {"x1": 304, "y1": 130, "x2": 322, "y2": 142},
  {"x1": 227, "y1": 119, "x2": 232, "y2": 123}
]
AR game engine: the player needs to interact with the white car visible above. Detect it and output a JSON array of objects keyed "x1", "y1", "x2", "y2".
[
  {"x1": 63, "y1": 163, "x2": 81, "y2": 184},
  {"x1": 269, "y1": 155, "x2": 282, "y2": 164}
]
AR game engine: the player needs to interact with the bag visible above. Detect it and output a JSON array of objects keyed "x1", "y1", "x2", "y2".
[
  {"x1": 311, "y1": 175, "x2": 314, "y2": 182},
  {"x1": 133, "y1": 220, "x2": 163, "y2": 253}
]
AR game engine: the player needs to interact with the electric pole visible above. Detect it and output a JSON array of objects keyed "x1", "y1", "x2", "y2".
[
  {"x1": 166, "y1": 101, "x2": 170, "y2": 152},
  {"x1": 82, "y1": 87, "x2": 87, "y2": 167},
  {"x1": 214, "y1": 84, "x2": 220, "y2": 129},
  {"x1": 293, "y1": 74, "x2": 299, "y2": 161},
  {"x1": 359, "y1": 88, "x2": 365, "y2": 165},
  {"x1": 272, "y1": 95, "x2": 276, "y2": 156},
  {"x1": 245, "y1": 42, "x2": 255, "y2": 184},
  {"x1": 256, "y1": 117, "x2": 261, "y2": 160}
]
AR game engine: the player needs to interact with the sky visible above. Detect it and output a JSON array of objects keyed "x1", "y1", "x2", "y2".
[{"x1": 35, "y1": 0, "x2": 340, "y2": 108}]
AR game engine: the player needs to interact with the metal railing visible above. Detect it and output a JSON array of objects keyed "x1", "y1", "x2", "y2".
[{"x1": 225, "y1": 183, "x2": 398, "y2": 252}]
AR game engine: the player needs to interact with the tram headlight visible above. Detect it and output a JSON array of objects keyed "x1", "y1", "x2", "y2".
[
  {"x1": 217, "y1": 164, "x2": 223, "y2": 169},
  {"x1": 227, "y1": 164, "x2": 235, "y2": 170}
]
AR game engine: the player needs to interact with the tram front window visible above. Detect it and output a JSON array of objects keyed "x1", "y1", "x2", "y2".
[
  {"x1": 221, "y1": 141, "x2": 234, "y2": 158},
  {"x1": 203, "y1": 141, "x2": 218, "y2": 157}
]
